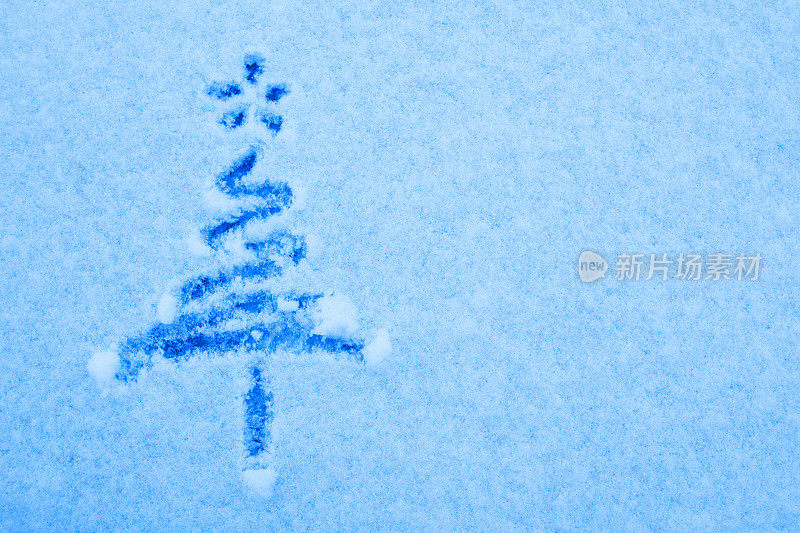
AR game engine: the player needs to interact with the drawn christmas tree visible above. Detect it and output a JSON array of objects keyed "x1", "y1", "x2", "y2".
[{"x1": 89, "y1": 54, "x2": 390, "y2": 497}]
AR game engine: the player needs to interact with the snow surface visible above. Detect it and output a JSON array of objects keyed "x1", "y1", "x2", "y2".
[{"x1": 1, "y1": 0, "x2": 800, "y2": 530}]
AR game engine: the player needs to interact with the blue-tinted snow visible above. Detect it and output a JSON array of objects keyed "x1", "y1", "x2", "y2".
[{"x1": 1, "y1": 0, "x2": 799, "y2": 530}]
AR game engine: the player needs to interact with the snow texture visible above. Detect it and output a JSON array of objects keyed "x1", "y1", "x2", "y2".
[{"x1": 1, "y1": 0, "x2": 799, "y2": 530}]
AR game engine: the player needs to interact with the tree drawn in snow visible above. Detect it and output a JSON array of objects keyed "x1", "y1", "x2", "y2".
[{"x1": 89, "y1": 55, "x2": 390, "y2": 497}]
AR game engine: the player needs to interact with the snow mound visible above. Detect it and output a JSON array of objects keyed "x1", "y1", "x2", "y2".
[
  {"x1": 241, "y1": 468, "x2": 278, "y2": 498},
  {"x1": 363, "y1": 329, "x2": 391, "y2": 365},
  {"x1": 157, "y1": 291, "x2": 177, "y2": 324},
  {"x1": 87, "y1": 349, "x2": 120, "y2": 386},
  {"x1": 312, "y1": 293, "x2": 359, "y2": 337}
]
